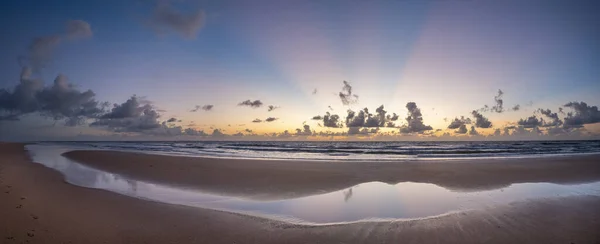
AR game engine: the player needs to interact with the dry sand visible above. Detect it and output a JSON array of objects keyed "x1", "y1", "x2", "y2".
[
  {"x1": 65, "y1": 150, "x2": 600, "y2": 200},
  {"x1": 1, "y1": 142, "x2": 600, "y2": 243}
]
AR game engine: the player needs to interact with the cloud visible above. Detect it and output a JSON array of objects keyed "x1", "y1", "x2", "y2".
[
  {"x1": 90, "y1": 96, "x2": 162, "y2": 132},
  {"x1": 517, "y1": 116, "x2": 542, "y2": 128},
  {"x1": 469, "y1": 126, "x2": 479, "y2": 136},
  {"x1": 512, "y1": 104, "x2": 520, "y2": 111},
  {"x1": 238, "y1": 99, "x2": 263, "y2": 108},
  {"x1": 339, "y1": 81, "x2": 358, "y2": 105},
  {"x1": 1, "y1": 71, "x2": 106, "y2": 125},
  {"x1": 447, "y1": 116, "x2": 472, "y2": 129},
  {"x1": 190, "y1": 104, "x2": 213, "y2": 112},
  {"x1": 265, "y1": 117, "x2": 278, "y2": 122},
  {"x1": 399, "y1": 102, "x2": 433, "y2": 134},
  {"x1": 295, "y1": 124, "x2": 313, "y2": 136},
  {"x1": 244, "y1": 128, "x2": 253, "y2": 133},
  {"x1": 252, "y1": 118, "x2": 262, "y2": 123},
  {"x1": 311, "y1": 115, "x2": 323, "y2": 120},
  {"x1": 184, "y1": 127, "x2": 207, "y2": 136},
  {"x1": 491, "y1": 89, "x2": 504, "y2": 113},
  {"x1": 148, "y1": 1, "x2": 205, "y2": 39},
  {"x1": 211, "y1": 129, "x2": 225, "y2": 137},
  {"x1": 348, "y1": 127, "x2": 378, "y2": 135},
  {"x1": 166, "y1": 117, "x2": 177, "y2": 123},
  {"x1": 537, "y1": 108, "x2": 562, "y2": 127},
  {"x1": 328, "y1": 105, "x2": 334, "y2": 111},
  {"x1": 22, "y1": 20, "x2": 93, "y2": 71},
  {"x1": 563, "y1": 102, "x2": 600, "y2": 128},
  {"x1": 312, "y1": 88, "x2": 317, "y2": 95},
  {"x1": 471, "y1": 110, "x2": 493, "y2": 128},
  {"x1": 267, "y1": 105, "x2": 279, "y2": 112},
  {"x1": 323, "y1": 112, "x2": 342, "y2": 128},
  {"x1": 66, "y1": 20, "x2": 93, "y2": 39},
  {"x1": 455, "y1": 124, "x2": 468, "y2": 134}
]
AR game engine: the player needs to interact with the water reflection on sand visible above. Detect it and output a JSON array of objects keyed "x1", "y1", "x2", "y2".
[{"x1": 26, "y1": 144, "x2": 600, "y2": 225}]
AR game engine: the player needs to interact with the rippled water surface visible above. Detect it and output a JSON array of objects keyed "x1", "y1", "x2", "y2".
[
  {"x1": 48, "y1": 140, "x2": 600, "y2": 161},
  {"x1": 27, "y1": 144, "x2": 600, "y2": 225}
]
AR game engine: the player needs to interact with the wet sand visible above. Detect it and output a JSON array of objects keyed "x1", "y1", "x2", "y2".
[
  {"x1": 65, "y1": 150, "x2": 600, "y2": 200},
  {"x1": 2, "y1": 143, "x2": 600, "y2": 243}
]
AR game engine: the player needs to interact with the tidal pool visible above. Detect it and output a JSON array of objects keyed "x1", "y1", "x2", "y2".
[{"x1": 26, "y1": 144, "x2": 600, "y2": 225}]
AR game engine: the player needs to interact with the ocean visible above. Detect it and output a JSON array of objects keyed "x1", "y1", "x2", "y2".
[{"x1": 43, "y1": 140, "x2": 600, "y2": 161}]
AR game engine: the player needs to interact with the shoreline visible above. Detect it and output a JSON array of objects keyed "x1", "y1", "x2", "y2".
[
  {"x1": 64, "y1": 149, "x2": 600, "y2": 200},
  {"x1": 2, "y1": 142, "x2": 600, "y2": 243}
]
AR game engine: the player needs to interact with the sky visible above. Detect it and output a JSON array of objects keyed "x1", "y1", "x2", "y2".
[{"x1": 0, "y1": 0, "x2": 599, "y2": 141}]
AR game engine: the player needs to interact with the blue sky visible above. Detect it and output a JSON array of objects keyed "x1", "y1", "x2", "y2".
[{"x1": 0, "y1": 0, "x2": 599, "y2": 140}]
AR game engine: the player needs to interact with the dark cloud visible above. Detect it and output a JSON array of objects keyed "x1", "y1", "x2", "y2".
[
  {"x1": 339, "y1": 81, "x2": 358, "y2": 105},
  {"x1": 148, "y1": 0, "x2": 205, "y2": 39},
  {"x1": 563, "y1": 102, "x2": 600, "y2": 128},
  {"x1": 295, "y1": 124, "x2": 313, "y2": 136},
  {"x1": 190, "y1": 104, "x2": 213, "y2": 112},
  {"x1": 491, "y1": 89, "x2": 504, "y2": 113},
  {"x1": 238, "y1": 99, "x2": 263, "y2": 108},
  {"x1": 468, "y1": 126, "x2": 479, "y2": 136},
  {"x1": 244, "y1": 128, "x2": 253, "y2": 133},
  {"x1": 537, "y1": 108, "x2": 562, "y2": 127},
  {"x1": 267, "y1": 105, "x2": 279, "y2": 112},
  {"x1": 447, "y1": 116, "x2": 472, "y2": 129},
  {"x1": 512, "y1": 104, "x2": 520, "y2": 111},
  {"x1": 166, "y1": 117, "x2": 177, "y2": 123},
  {"x1": 311, "y1": 115, "x2": 323, "y2": 120},
  {"x1": 184, "y1": 128, "x2": 207, "y2": 136},
  {"x1": 1, "y1": 71, "x2": 106, "y2": 126},
  {"x1": 328, "y1": 105, "x2": 334, "y2": 111},
  {"x1": 211, "y1": 129, "x2": 225, "y2": 137},
  {"x1": 90, "y1": 96, "x2": 162, "y2": 132},
  {"x1": 252, "y1": 118, "x2": 262, "y2": 123},
  {"x1": 348, "y1": 127, "x2": 378, "y2": 135},
  {"x1": 265, "y1": 117, "x2": 278, "y2": 122},
  {"x1": 455, "y1": 124, "x2": 468, "y2": 134},
  {"x1": 471, "y1": 110, "x2": 493, "y2": 128},
  {"x1": 323, "y1": 112, "x2": 342, "y2": 128},
  {"x1": 517, "y1": 116, "x2": 542, "y2": 128},
  {"x1": 399, "y1": 102, "x2": 433, "y2": 134}
]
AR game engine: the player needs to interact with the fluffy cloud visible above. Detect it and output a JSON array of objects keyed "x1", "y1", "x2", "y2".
[
  {"x1": 0, "y1": 71, "x2": 106, "y2": 125},
  {"x1": 471, "y1": 110, "x2": 493, "y2": 128},
  {"x1": 447, "y1": 116, "x2": 472, "y2": 129},
  {"x1": 166, "y1": 117, "x2": 177, "y2": 123},
  {"x1": 468, "y1": 126, "x2": 479, "y2": 136},
  {"x1": 339, "y1": 81, "x2": 358, "y2": 105},
  {"x1": 399, "y1": 102, "x2": 433, "y2": 134},
  {"x1": 455, "y1": 124, "x2": 468, "y2": 134},
  {"x1": 238, "y1": 99, "x2": 263, "y2": 108},
  {"x1": 537, "y1": 108, "x2": 562, "y2": 127},
  {"x1": 252, "y1": 118, "x2": 262, "y2": 123},
  {"x1": 323, "y1": 112, "x2": 342, "y2": 128},
  {"x1": 311, "y1": 115, "x2": 323, "y2": 120},
  {"x1": 517, "y1": 116, "x2": 542, "y2": 128},
  {"x1": 148, "y1": 1, "x2": 205, "y2": 39},
  {"x1": 295, "y1": 124, "x2": 313, "y2": 136},
  {"x1": 563, "y1": 102, "x2": 600, "y2": 128},
  {"x1": 90, "y1": 96, "x2": 162, "y2": 132},
  {"x1": 267, "y1": 105, "x2": 279, "y2": 112}
]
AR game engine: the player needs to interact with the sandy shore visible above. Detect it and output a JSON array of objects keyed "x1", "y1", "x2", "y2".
[
  {"x1": 65, "y1": 150, "x2": 600, "y2": 200},
  {"x1": 2, "y1": 143, "x2": 600, "y2": 243}
]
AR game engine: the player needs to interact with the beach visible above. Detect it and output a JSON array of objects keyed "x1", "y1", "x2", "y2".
[{"x1": 1, "y1": 142, "x2": 600, "y2": 243}]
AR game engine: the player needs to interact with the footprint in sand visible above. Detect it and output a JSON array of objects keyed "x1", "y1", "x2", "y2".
[
  {"x1": 26, "y1": 232, "x2": 34, "y2": 237},
  {"x1": 31, "y1": 214, "x2": 39, "y2": 220},
  {"x1": 16, "y1": 204, "x2": 22, "y2": 209}
]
